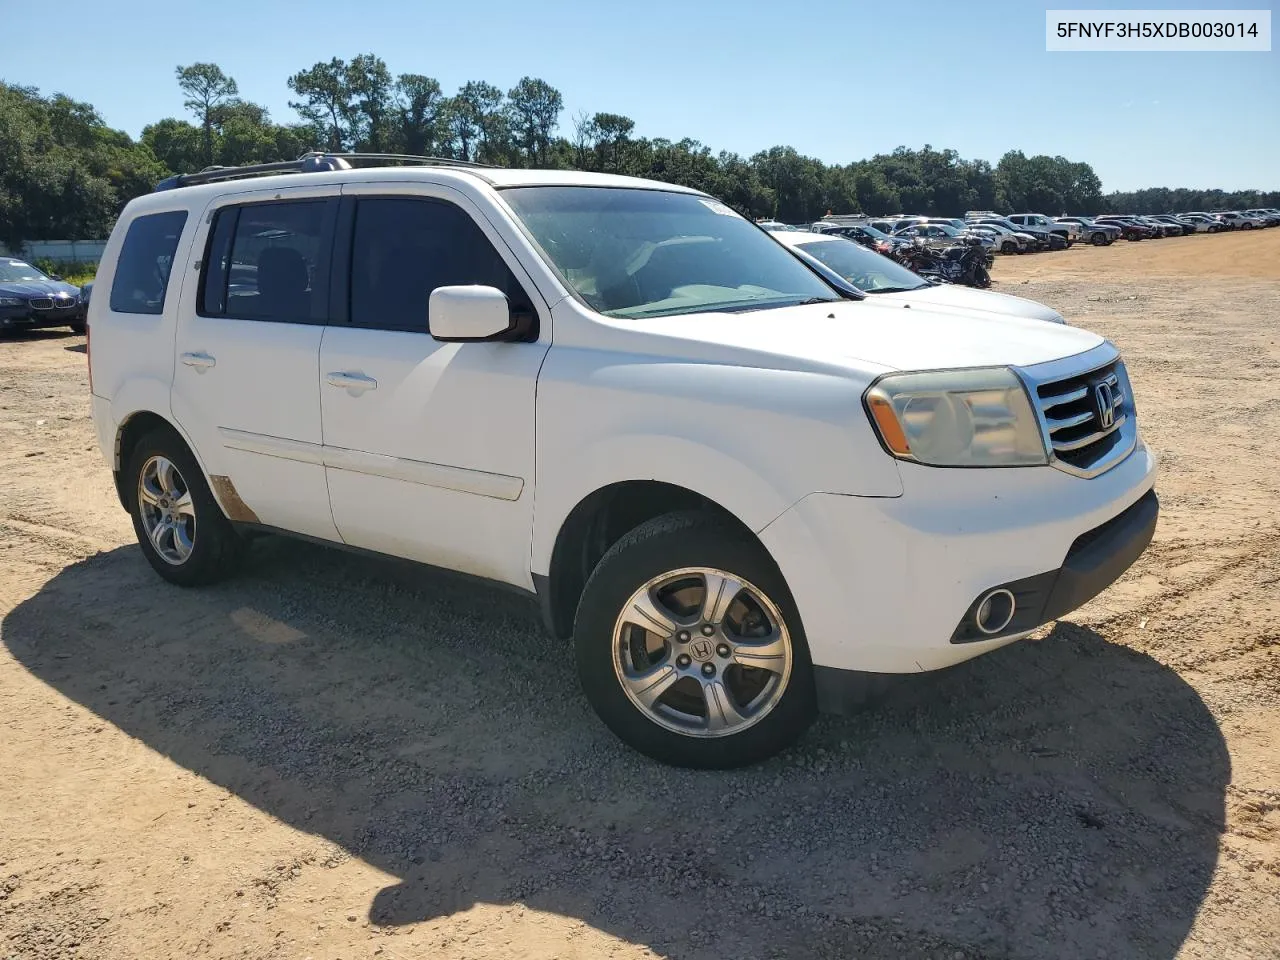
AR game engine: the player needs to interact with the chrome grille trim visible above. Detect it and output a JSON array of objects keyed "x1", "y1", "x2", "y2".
[
  {"x1": 29, "y1": 297, "x2": 54, "y2": 309},
  {"x1": 1052, "y1": 413, "x2": 1127, "y2": 452},
  {"x1": 1015, "y1": 342, "x2": 1139, "y2": 479}
]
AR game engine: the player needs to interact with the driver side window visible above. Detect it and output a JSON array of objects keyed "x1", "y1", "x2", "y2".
[{"x1": 346, "y1": 197, "x2": 533, "y2": 334}]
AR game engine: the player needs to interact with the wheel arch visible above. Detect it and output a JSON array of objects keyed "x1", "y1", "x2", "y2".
[
  {"x1": 534, "y1": 480, "x2": 781, "y2": 641},
  {"x1": 112, "y1": 409, "x2": 227, "y2": 518}
]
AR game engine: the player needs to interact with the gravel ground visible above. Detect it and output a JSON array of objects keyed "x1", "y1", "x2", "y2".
[{"x1": 1, "y1": 231, "x2": 1278, "y2": 959}]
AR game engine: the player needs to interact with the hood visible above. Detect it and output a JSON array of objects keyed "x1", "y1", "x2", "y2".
[
  {"x1": 0, "y1": 279, "x2": 80, "y2": 298},
  {"x1": 875, "y1": 283, "x2": 1065, "y2": 324},
  {"x1": 616, "y1": 299, "x2": 1102, "y2": 374}
]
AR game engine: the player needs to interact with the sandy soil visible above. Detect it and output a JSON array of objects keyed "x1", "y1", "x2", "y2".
[{"x1": 1, "y1": 230, "x2": 1278, "y2": 960}]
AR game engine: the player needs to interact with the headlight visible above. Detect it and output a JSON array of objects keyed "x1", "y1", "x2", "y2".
[
  {"x1": 864, "y1": 367, "x2": 1048, "y2": 467},
  {"x1": 0, "y1": 296, "x2": 24, "y2": 307}
]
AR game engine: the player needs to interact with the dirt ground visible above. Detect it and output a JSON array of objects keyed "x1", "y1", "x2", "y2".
[{"x1": 1, "y1": 229, "x2": 1278, "y2": 960}]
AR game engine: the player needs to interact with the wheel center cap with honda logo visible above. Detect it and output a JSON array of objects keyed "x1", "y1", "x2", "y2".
[{"x1": 688, "y1": 637, "x2": 715, "y2": 662}]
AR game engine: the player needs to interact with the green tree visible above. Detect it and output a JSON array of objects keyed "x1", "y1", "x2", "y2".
[
  {"x1": 588, "y1": 112, "x2": 634, "y2": 173},
  {"x1": 0, "y1": 82, "x2": 162, "y2": 248},
  {"x1": 506, "y1": 77, "x2": 562, "y2": 167},
  {"x1": 750, "y1": 146, "x2": 829, "y2": 222},
  {"x1": 140, "y1": 118, "x2": 204, "y2": 173},
  {"x1": 345, "y1": 54, "x2": 394, "y2": 150},
  {"x1": 288, "y1": 58, "x2": 352, "y2": 151},
  {"x1": 175, "y1": 63, "x2": 238, "y2": 166},
  {"x1": 396, "y1": 74, "x2": 446, "y2": 155}
]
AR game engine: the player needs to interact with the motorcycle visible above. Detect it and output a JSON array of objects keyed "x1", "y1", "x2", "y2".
[{"x1": 893, "y1": 237, "x2": 992, "y2": 288}]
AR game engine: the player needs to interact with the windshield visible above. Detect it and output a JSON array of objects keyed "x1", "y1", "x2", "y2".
[
  {"x1": 856, "y1": 225, "x2": 893, "y2": 241},
  {"x1": 795, "y1": 238, "x2": 928, "y2": 294},
  {"x1": 0, "y1": 260, "x2": 49, "y2": 283},
  {"x1": 502, "y1": 187, "x2": 839, "y2": 319}
]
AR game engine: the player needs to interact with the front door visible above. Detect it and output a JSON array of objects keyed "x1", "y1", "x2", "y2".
[{"x1": 318, "y1": 186, "x2": 550, "y2": 588}]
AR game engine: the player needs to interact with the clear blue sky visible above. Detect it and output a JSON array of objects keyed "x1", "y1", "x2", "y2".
[{"x1": 5, "y1": 0, "x2": 1276, "y2": 191}]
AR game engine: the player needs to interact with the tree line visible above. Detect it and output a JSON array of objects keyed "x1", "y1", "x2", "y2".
[{"x1": 2, "y1": 58, "x2": 1277, "y2": 249}]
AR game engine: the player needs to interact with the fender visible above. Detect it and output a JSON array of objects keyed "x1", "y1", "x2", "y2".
[
  {"x1": 110, "y1": 390, "x2": 229, "y2": 520},
  {"x1": 107, "y1": 378, "x2": 175, "y2": 468},
  {"x1": 531, "y1": 431, "x2": 797, "y2": 577}
]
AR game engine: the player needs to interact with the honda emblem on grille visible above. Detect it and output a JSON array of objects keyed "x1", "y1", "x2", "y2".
[{"x1": 1093, "y1": 381, "x2": 1116, "y2": 429}]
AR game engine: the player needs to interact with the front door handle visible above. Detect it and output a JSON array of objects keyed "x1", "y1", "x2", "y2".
[
  {"x1": 325, "y1": 371, "x2": 378, "y2": 396},
  {"x1": 180, "y1": 351, "x2": 216, "y2": 371}
]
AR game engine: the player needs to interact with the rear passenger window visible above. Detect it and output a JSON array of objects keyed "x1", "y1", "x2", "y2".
[
  {"x1": 348, "y1": 198, "x2": 531, "y2": 333},
  {"x1": 109, "y1": 211, "x2": 188, "y2": 315},
  {"x1": 200, "y1": 201, "x2": 328, "y2": 323}
]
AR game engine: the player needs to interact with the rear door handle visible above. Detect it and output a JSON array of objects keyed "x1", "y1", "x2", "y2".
[
  {"x1": 180, "y1": 351, "x2": 216, "y2": 371},
  {"x1": 325, "y1": 371, "x2": 378, "y2": 395}
]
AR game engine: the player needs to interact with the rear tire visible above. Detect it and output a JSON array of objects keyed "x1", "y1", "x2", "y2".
[
  {"x1": 125, "y1": 427, "x2": 246, "y2": 586},
  {"x1": 574, "y1": 511, "x2": 816, "y2": 768}
]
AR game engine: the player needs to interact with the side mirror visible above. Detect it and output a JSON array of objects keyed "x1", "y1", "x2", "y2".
[
  {"x1": 429, "y1": 285, "x2": 519, "y2": 342},
  {"x1": 51, "y1": 274, "x2": 63, "y2": 281}
]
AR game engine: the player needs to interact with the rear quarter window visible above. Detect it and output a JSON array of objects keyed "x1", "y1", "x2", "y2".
[{"x1": 108, "y1": 211, "x2": 189, "y2": 315}]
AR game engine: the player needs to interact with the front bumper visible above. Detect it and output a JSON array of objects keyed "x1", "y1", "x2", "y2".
[
  {"x1": 0, "y1": 305, "x2": 83, "y2": 330},
  {"x1": 949, "y1": 488, "x2": 1157, "y2": 643},
  {"x1": 758, "y1": 441, "x2": 1158, "y2": 686}
]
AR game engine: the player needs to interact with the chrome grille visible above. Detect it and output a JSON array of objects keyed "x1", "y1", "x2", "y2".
[
  {"x1": 1020, "y1": 346, "x2": 1138, "y2": 478},
  {"x1": 29, "y1": 297, "x2": 54, "y2": 309}
]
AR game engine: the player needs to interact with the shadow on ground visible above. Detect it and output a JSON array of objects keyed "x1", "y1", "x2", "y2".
[
  {"x1": 2, "y1": 538, "x2": 1228, "y2": 960},
  {"x1": 0, "y1": 328, "x2": 80, "y2": 344}
]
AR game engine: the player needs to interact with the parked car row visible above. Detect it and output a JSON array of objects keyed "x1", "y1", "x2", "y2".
[{"x1": 800, "y1": 206, "x2": 1280, "y2": 255}]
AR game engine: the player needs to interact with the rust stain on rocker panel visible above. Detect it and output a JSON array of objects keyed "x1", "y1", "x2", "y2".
[{"x1": 208, "y1": 475, "x2": 261, "y2": 524}]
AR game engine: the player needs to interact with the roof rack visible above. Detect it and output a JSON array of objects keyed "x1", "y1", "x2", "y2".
[{"x1": 154, "y1": 151, "x2": 494, "y2": 191}]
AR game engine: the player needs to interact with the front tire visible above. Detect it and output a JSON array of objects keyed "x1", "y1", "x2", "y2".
[
  {"x1": 574, "y1": 511, "x2": 816, "y2": 768},
  {"x1": 126, "y1": 428, "x2": 246, "y2": 586}
]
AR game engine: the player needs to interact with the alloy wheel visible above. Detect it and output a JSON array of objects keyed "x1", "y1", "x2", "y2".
[
  {"x1": 137, "y1": 455, "x2": 196, "y2": 565},
  {"x1": 611, "y1": 567, "x2": 793, "y2": 738}
]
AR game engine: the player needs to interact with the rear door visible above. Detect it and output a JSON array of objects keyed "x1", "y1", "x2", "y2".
[
  {"x1": 171, "y1": 186, "x2": 341, "y2": 540},
  {"x1": 318, "y1": 184, "x2": 550, "y2": 588}
]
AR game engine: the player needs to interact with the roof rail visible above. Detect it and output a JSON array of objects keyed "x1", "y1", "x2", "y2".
[{"x1": 154, "y1": 151, "x2": 495, "y2": 191}]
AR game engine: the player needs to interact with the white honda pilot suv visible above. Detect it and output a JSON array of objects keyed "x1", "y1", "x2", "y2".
[{"x1": 87, "y1": 154, "x2": 1158, "y2": 768}]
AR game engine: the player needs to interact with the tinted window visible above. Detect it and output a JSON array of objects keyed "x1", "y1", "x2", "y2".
[
  {"x1": 348, "y1": 198, "x2": 530, "y2": 332},
  {"x1": 201, "y1": 201, "x2": 327, "y2": 323},
  {"x1": 109, "y1": 211, "x2": 188, "y2": 315}
]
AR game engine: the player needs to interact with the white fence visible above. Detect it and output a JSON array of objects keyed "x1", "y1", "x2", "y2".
[{"x1": 0, "y1": 240, "x2": 108, "y2": 264}]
